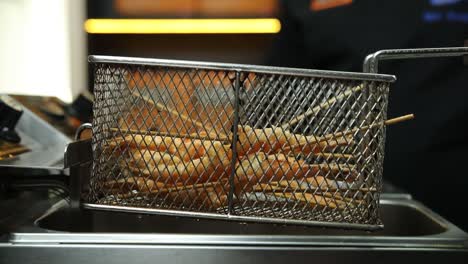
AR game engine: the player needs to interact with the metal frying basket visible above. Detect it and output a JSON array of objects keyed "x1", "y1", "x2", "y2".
[{"x1": 85, "y1": 56, "x2": 396, "y2": 230}]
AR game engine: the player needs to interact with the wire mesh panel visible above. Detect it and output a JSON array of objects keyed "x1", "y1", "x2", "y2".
[
  {"x1": 90, "y1": 63, "x2": 235, "y2": 212},
  {"x1": 87, "y1": 56, "x2": 393, "y2": 230},
  {"x1": 233, "y1": 73, "x2": 388, "y2": 225}
]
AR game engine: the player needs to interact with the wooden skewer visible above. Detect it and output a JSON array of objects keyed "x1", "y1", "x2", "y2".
[
  {"x1": 103, "y1": 177, "x2": 165, "y2": 189},
  {"x1": 104, "y1": 137, "x2": 126, "y2": 149},
  {"x1": 131, "y1": 90, "x2": 204, "y2": 129},
  {"x1": 274, "y1": 192, "x2": 347, "y2": 209},
  {"x1": 253, "y1": 180, "x2": 376, "y2": 193},
  {"x1": 253, "y1": 184, "x2": 283, "y2": 192},
  {"x1": 321, "y1": 114, "x2": 415, "y2": 142},
  {"x1": 156, "y1": 181, "x2": 221, "y2": 194},
  {"x1": 319, "y1": 191, "x2": 342, "y2": 200},
  {"x1": 283, "y1": 114, "x2": 414, "y2": 153},
  {"x1": 0, "y1": 146, "x2": 29, "y2": 159},
  {"x1": 127, "y1": 166, "x2": 226, "y2": 193},
  {"x1": 314, "y1": 152, "x2": 355, "y2": 160},
  {"x1": 319, "y1": 191, "x2": 365, "y2": 204},
  {"x1": 105, "y1": 174, "x2": 224, "y2": 196},
  {"x1": 263, "y1": 189, "x2": 356, "y2": 204},
  {"x1": 276, "y1": 177, "x2": 365, "y2": 191},
  {"x1": 108, "y1": 192, "x2": 138, "y2": 199},
  {"x1": 108, "y1": 127, "x2": 230, "y2": 142},
  {"x1": 102, "y1": 176, "x2": 178, "y2": 197},
  {"x1": 130, "y1": 90, "x2": 228, "y2": 139},
  {"x1": 281, "y1": 84, "x2": 364, "y2": 130},
  {"x1": 275, "y1": 190, "x2": 364, "y2": 208}
]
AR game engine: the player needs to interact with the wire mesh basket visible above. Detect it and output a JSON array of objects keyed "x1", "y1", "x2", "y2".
[{"x1": 86, "y1": 56, "x2": 396, "y2": 230}]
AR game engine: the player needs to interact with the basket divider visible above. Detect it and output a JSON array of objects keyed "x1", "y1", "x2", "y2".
[{"x1": 227, "y1": 70, "x2": 242, "y2": 215}]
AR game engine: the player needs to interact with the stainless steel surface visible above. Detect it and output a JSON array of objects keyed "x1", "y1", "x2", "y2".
[
  {"x1": 464, "y1": 41, "x2": 468, "y2": 65},
  {"x1": 21, "y1": 197, "x2": 466, "y2": 247},
  {"x1": 0, "y1": 95, "x2": 71, "y2": 170},
  {"x1": 1, "y1": 247, "x2": 467, "y2": 264},
  {"x1": 65, "y1": 139, "x2": 92, "y2": 208},
  {"x1": 87, "y1": 55, "x2": 396, "y2": 230},
  {"x1": 1, "y1": 188, "x2": 467, "y2": 263},
  {"x1": 363, "y1": 47, "x2": 468, "y2": 73},
  {"x1": 0, "y1": 192, "x2": 465, "y2": 247}
]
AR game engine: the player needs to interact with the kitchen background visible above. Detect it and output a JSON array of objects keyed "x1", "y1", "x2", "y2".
[{"x1": 0, "y1": 0, "x2": 467, "y2": 231}]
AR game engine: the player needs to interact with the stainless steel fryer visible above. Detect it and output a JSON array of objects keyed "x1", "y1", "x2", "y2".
[{"x1": 2, "y1": 47, "x2": 468, "y2": 264}]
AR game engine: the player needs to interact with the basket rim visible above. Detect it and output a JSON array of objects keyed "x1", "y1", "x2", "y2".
[
  {"x1": 83, "y1": 203, "x2": 384, "y2": 231},
  {"x1": 88, "y1": 55, "x2": 396, "y2": 83}
]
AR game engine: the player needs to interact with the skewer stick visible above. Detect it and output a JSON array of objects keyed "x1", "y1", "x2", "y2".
[
  {"x1": 281, "y1": 84, "x2": 364, "y2": 130},
  {"x1": 269, "y1": 188, "x2": 365, "y2": 205},
  {"x1": 103, "y1": 177, "x2": 165, "y2": 190},
  {"x1": 131, "y1": 90, "x2": 204, "y2": 129},
  {"x1": 283, "y1": 114, "x2": 414, "y2": 152},
  {"x1": 106, "y1": 174, "x2": 223, "y2": 195},
  {"x1": 321, "y1": 114, "x2": 415, "y2": 141},
  {"x1": 130, "y1": 90, "x2": 228, "y2": 139},
  {"x1": 319, "y1": 192, "x2": 365, "y2": 204},
  {"x1": 126, "y1": 167, "x2": 225, "y2": 194},
  {"x1": 274, "y1": 192, "x2": 346, "y2": 209},
  {"x1": 108, "y1": 127, "x2": 230, "y2": 142},
  {"x1": 156, "y1": 181, "x2": 220, "y2": 193},
  {"x1": 0, "y1": 146, "x2": 29, "y2": 158},
  {"x1": 253, "y1": 181, "x2": 376, "y2": 193},
  {"x1": 314, "y1": 152, "x2": 355, "y2": 159}
]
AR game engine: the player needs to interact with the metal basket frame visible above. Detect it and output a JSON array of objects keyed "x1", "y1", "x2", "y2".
[{"x1": 85, "y1": 55, "x2": 397, "y2": 230}]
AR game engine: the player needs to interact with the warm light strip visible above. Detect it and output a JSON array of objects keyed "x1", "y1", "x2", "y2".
[{"x1": 84, "y1": 18, "x2": 281, "y2": 34}]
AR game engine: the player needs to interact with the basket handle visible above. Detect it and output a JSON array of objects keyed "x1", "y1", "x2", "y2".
[
  {"x1": 363, "y1": 47, "x2": 468, "y2": 73},
  {"x1": 74, "y1": 123, "x2": 92, "y2": 141}
]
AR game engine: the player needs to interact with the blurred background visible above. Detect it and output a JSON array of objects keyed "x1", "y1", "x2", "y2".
[
  {"x1": 0, "y1": 0, "x2": 467, "y2": 230},
  {"x1": 1, "y1": 0, "x2": 466, "y2": 101},
  {"x1": 0, "y1": 0, "x2": 282, "y2": 104}
]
